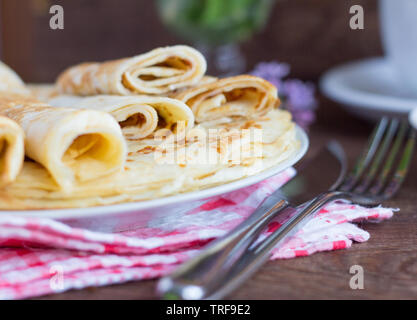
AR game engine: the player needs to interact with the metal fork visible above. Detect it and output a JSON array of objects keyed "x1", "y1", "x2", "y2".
[
  {"x1": 302, "y1": 117, "x2": 415, "y2": 207},
  {"x1": 201, "y1": 117, "x2": 416, "y2": 299},
  {"x1": 159, "y1": 117, "x2": 415, "y2": 300}
]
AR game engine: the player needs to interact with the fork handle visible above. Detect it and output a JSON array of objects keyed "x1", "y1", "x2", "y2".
[
  {"x1": 201, "y1": 190, "x2": 348, "y2": 299},
  {"x1": 160, "y1": 190, "x2": 346, "y2": 300},
  {"x1": 156, "y1": 195, "x2": 289, "y2": 300}
]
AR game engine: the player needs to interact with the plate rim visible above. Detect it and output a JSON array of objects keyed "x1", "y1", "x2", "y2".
[
  {"x1": 2, "y1": 125, "x2": 309, "y2": 219},
  {"x1": 320, "y1": 57, "x2": 417, "y2": 114}
]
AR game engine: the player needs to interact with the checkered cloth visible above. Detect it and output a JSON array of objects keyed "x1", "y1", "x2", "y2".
[{"x1": 0, "y1": 168, "x2": 394, "y2": 299}]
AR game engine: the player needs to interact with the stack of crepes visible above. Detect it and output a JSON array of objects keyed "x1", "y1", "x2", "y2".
[{"x1": 0, "y1": 45, "x2": 299, "y2": 209}]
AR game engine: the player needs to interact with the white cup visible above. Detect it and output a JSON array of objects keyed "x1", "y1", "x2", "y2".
[
  {"x1": 380, "y1": 0, "x2": 417, "y2": 96},
  {"x1": 409, "y1": 107, "x2": 417, "y2": 130}
]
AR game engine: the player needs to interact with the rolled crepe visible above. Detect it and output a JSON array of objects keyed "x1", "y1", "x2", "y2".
[
  {"x1": 174, "y1": 75, "x2": 279, "y2": 123},
  {"x1": 0, "y1": 94, "x2": 126, "y2": 191},
  {"x1": 0, "y1": 116, "x2": 24, "y2": 186},
  {"x1": 56, "y1": 45, "x2": 207, "y2": 96},
  {"x1": 0, "y1": 61, "x2": 30, "y2": 95},
  {"x1": 48, "y1": 95, "x2": 195, "y2": 139}
]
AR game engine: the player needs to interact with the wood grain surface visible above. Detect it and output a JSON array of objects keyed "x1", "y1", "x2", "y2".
[{"x1": 37, "y1": 96, "x2": 417, "y2": 300}]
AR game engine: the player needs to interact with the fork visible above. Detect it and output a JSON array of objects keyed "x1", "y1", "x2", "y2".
[
  {"x1": 301, "y1": 117, "x2": 415, "y2": 207},
  {"x1": 159, "y1": 117, "x2": 416, "y2": 300},
  {"x1": 199, "y1": 117, "x2": 416, "y2": 299}
]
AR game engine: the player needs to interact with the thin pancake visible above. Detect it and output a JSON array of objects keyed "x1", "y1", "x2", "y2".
[
  {"x1": 56, "y1": 45, "x2": 207, "y2": 96},
  {"x1": 174, "y1": 75, "x2": 279, "y2": 122},
  {"x1": 0, "y1": 94, "x2": 127, "y2": 191},
  {"x1": 48, "y1": 95, "x2": 195, "y2": 139},
  {"x1": 0, "y1": 109, "x2": 298, "y2": 209},
  {"x1": 0, "y1": 116, "x2": 24, "y2": 187},
  {"x1": 0, "y1": 61, "x2": 30, "y2": 95},
  {"x1": 27, "y1": 83, "x2": 59, "y2": 101}
]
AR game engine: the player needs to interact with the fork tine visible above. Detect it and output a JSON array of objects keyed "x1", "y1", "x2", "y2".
[
  {"x1": 380, "y1": 126, "x2": 416, "y2": 199},
  {"x1": 340, "y1": 117, "x2": 389, "y2": 191},
  {"x1": 368, "y1": 121, "x2": 408, "y2": 195},
  {"x1": 354, "y1": 119, "x2": 399, "y2": 193}
]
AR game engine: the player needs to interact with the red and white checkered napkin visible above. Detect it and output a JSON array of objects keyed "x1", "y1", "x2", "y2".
[{"x1": 0, "y1": 168, "x2": 395, "y2": 299}]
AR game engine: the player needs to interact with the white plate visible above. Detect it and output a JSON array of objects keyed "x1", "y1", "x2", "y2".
[
  {"x1": 1, "y1": 126, "x2": 309, "y2": 232},
  {"x1": 320, "y1": 57, "x2": 417, "y2": 120}
]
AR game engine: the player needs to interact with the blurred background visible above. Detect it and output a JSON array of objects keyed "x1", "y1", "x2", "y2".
[{"x1": 0, "y1": 0, "x2": 381, "y2": 83}]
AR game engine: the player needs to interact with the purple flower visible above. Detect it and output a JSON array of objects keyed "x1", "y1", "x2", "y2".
[
  {"x1": 251, "y1": 62, "x2": 290, "y2": 90},
  {"x1": 250, "y1": 61, "x2": 317, "y2": 130},
  {"x1": 282, "y1": 79, "x2": 317, "y2": 111},
  {"x1": 291, "y1": 109, "x2": 316, "y2": 130}
]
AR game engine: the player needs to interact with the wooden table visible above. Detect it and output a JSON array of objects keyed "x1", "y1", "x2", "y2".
[{"x1": 39, "y1": 96, "x2": 417, "y2": 300}]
